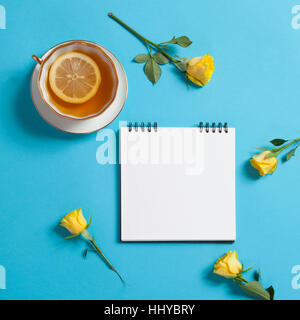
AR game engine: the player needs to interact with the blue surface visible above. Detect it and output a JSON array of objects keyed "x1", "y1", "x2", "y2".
[{"x1": 0, "y1": 0, "x2": 300, "y2": 300}]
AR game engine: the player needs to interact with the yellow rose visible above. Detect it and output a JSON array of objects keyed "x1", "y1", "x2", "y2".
[
  {"x1": 186, "y1": 54, "x2": 215, "y2": 86},
  {"x1": 250, "y1": 150, "x2": 278, "y2": 177},
  {"x1": 61, "y1": 208, "x2": 88, "y2": 235},
  {"x1": 213, "y1": 250, "x2": 242, "y2": 278}
]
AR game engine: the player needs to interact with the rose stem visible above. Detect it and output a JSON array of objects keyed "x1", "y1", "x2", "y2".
[
  {"x1": 90, "y1": 238, "x2": 126, "y2": 285},
  {"x1": 275, "y1": 138, "x2": 300, "y2": 154},
  {"x1": 108, "y1": 12, "x2": 179, "y2": 63}
]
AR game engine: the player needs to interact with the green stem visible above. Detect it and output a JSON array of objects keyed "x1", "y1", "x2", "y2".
[
  {"x1": 239, "y1": 276, "x2": 248, "y2": 283},
  {"x1": 108, "y1": 12, "x2": 179, "y2": 63},
  {"x1": 273, "y1": 138, "x2": 300, "y2": 155},
  {"x1": 90, "y1": 238, "x2": 126, "y2": 285},
  {"x1": 145, "y1": 41, "x2": 153, "y2": 56},
  {"x1": 234, "y1": 274, "x2": 248, "y2": 284}
]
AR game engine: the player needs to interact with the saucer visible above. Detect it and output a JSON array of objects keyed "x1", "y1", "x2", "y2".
[{"x1": 31, "y1": 42, "x2": 127, "y2": 134}]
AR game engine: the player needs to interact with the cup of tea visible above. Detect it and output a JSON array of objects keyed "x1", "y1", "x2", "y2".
[{"x1": 32, "y1": 40, "x2": 119, "y2": 120}]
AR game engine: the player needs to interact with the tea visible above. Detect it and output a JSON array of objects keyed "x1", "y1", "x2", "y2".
[
  {"x1": 49, "y1": 51, "x2": 101, "y2": 104},
  {"x1": 45, "y1": 47, "x2": 118, "y2": 119}
]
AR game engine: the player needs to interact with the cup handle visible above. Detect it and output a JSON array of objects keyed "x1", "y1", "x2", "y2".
[{"x1": 32, "y1": 55, "x2": 43, "y2": 65}]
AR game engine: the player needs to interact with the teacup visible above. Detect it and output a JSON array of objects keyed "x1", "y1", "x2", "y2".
[{"x1": 32, "y1": 40, "x2": 119, "y2": 120}]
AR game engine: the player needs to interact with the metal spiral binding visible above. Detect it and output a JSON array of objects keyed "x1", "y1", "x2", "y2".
[
  {"x1": 199, "y1": 122, "x2": 228, "y2": 133},
  {"x1": 128, "y1": 122, "x2": 158, "y2": 132},
  {"x1": 128, "y1": 122, "x2": 227, "y2": 133}
]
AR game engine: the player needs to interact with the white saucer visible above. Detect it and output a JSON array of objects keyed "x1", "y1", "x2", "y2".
[{"x1": 31, "y1": 42, "x2": 128, "y2": 134}]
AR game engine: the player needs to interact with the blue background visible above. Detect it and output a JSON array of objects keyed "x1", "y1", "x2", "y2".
[{"x1": 0, "y1": 0, "x2": 300, "y2": 300}]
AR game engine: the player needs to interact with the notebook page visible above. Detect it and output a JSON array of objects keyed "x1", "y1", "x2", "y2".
[{"x1": 120, "y1": 127, "x2": 235, "y2": 241}]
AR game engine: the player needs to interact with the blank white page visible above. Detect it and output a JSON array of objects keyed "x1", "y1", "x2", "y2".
[{"x1": 120, "y1": 126, "x2": 235, "y2": 242}]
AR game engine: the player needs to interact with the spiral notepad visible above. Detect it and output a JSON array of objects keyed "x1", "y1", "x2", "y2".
[{"x1": 120, "y1": 122, "x2": 236, "y2": 242}]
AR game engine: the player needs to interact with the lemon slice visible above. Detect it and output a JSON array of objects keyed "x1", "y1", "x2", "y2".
[{"x1": 49, "y1": 52, "x2": 101, "y2": 104}]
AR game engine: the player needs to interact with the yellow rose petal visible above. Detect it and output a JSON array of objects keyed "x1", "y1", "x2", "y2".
[
  {"x1": 186, "y1": 54, "x2": 215, "y2": 86},
  {"x1": 61, "y1": 208, "x2": 88, "y2": 235}
]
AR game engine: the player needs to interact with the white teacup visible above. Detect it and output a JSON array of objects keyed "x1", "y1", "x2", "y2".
[{"x1": 32, "y1": 40, "x2": 119, "y2": 120}]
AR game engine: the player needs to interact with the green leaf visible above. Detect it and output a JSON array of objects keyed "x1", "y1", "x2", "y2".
[
  {"x1": 239, "y1": 281, "x2": 272, "y2": 300},
  {"x1": 266, "y1": 286, "x2": 275, "y2": 300},
  {"x1": 167, "y1": 36, "x2": 192, "y2": 47},
  {"x1": 242, "y1": 266, "x2": 253, "y2": 273},
  {"x1": 254, "y1": 269, "x2": 261, "y2": 281},
  {"x1": 153, "y1": 52, "x2": 169, "y2": 65},
  {"x1": 144, "y1": 57, "x2": 162, "y2": 84},
  {"x1": 134, "y1": 54, "x2": 150, "y2": 63},
  {"x1": 286, "y1": 148, "x2": 296, "y2": 161},
  {"x1": 83, "y1": 248, "x2": 96, "y2": 259},
  {"x1": 270, "y1": 139, "x2": 288, "y2": 146},
  {"x1": 286, "y1": 142, "x2": 300, "y2": 161},
  {"x1": 185, "y1": 73, "x2": 190, "y2": 87}
]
